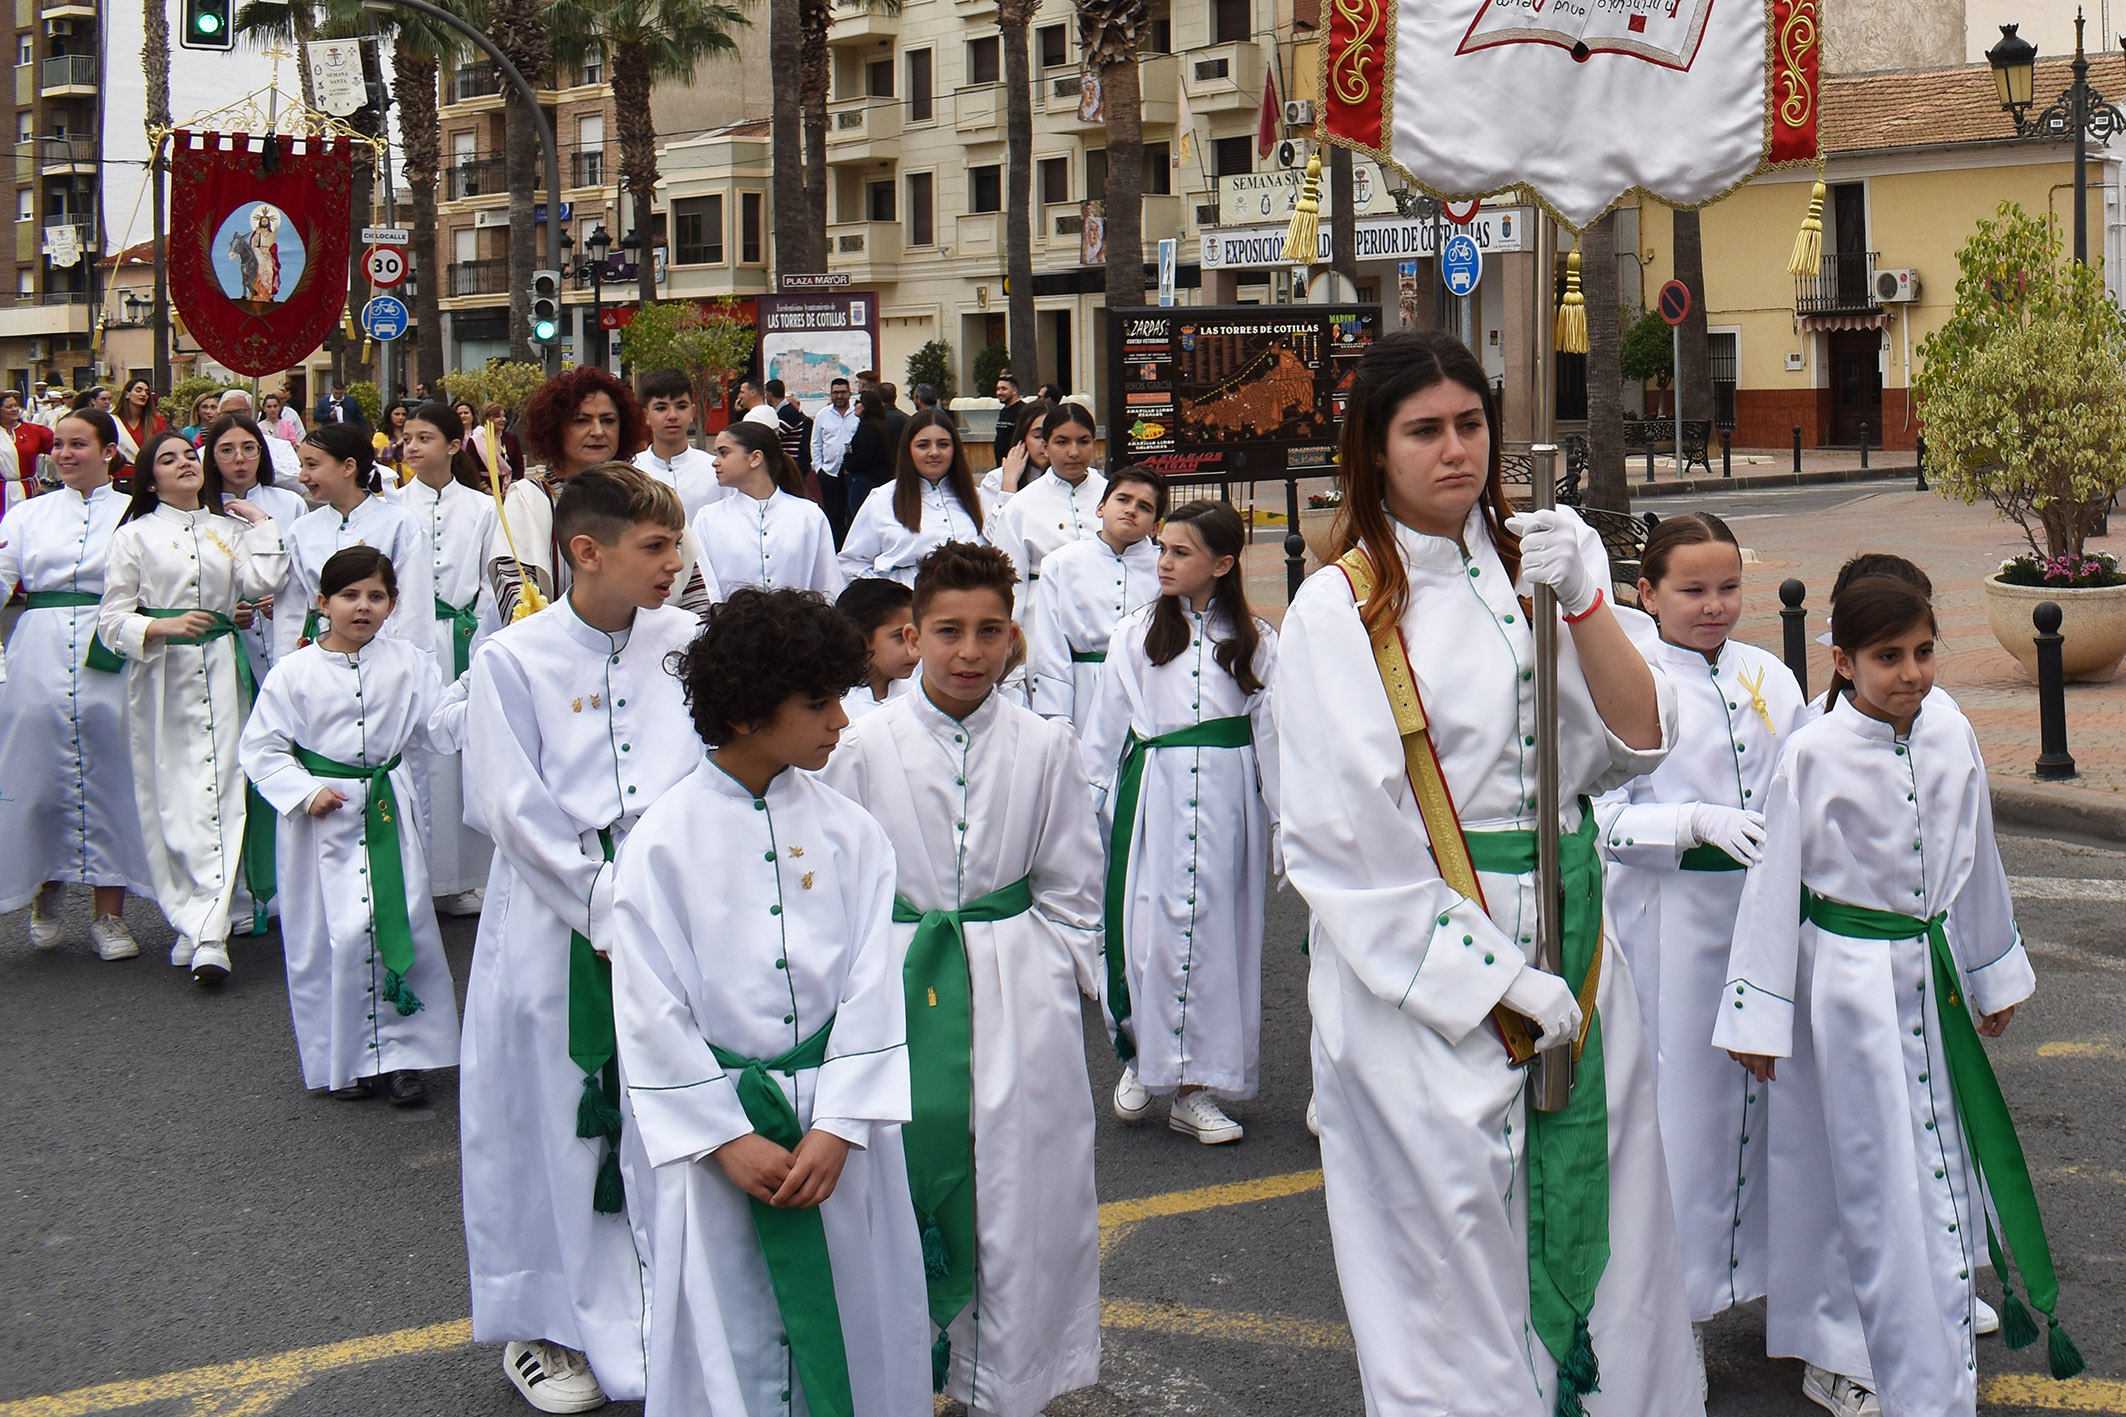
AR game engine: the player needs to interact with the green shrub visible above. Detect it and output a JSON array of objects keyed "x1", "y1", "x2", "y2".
[
  {"x1": 906, "y1": 339, "x2": 956, "y2": 404},
  {"x1": 161, "y1": 375, "x2": 231, "y2": 427},
  {"x1": 972, "y1": 340, "x2": 1012, "y2": 395}
]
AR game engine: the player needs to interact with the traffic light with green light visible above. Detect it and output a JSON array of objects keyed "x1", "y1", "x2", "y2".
[
  {"x1": 529, "y1": 270, "x2": 561, "y2": 345},
  {"x1": 179, "y1": 0, "x2": 233, "y2": 50}
]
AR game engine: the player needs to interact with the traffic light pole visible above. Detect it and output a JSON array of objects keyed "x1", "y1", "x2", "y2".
[{"x1": 358, "y1": 0, "x2": 563, "y2": 376}]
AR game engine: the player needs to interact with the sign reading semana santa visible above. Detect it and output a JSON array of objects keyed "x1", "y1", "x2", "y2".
[
  {"x1": 168, "y1": 129, "x2": 356, "y2": 376},
  {"x1": 1319, "y1": 0, "x2": 1819, "y2": 227}
]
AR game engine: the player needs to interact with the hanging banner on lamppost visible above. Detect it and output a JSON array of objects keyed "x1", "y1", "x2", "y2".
[
  {"x1": 305, "y1": 39, "x2": 369, "y2": 118},
  {"x1": 168, "y1": 129, "x2": 356, "y2": 376},
  {"x1": 1318, "y1": 0, "x2": 1820, "y2": 227}
]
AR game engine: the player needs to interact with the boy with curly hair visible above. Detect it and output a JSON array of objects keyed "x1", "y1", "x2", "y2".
[
  {"x1": 610, "y1": 586, "x2": 931, "y2": 1415},
  {"x1": 460, "y1": 462, "x2": 697, "y2": 1413},
  {"x1": 818, "y1": 542, "x2": 1105, "y2": 1416}
]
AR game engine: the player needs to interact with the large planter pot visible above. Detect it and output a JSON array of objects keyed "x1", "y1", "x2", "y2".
[{"x1": 1982, "y1": 574, "x2": 2126, "y2": 682}]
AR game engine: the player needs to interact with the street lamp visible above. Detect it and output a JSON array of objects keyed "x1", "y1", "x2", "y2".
[
  {"x1": 564, "y1": 222, "x2": 615, "y2": 371},
  {"x1": 1986, "y1": 12, "x2": 2125, "y2": 264},
  {"x1": 122, "y1": 289, "x2": 144, "y2": 326}
]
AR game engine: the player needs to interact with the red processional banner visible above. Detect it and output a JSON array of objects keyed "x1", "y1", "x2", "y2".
[{"x1": 168, "y1": 130, "x2": 356, "y2": 376}]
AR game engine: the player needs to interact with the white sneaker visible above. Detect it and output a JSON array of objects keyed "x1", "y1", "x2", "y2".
[
  {"x1": 1976, "y1": 1296, "x2": 2000, "y2": 1336},
  {"x1": 29, "y1": 882, "x2": 65, "y2": 949},
  {"x1": 190, "y1": 940, "x2": 231, "y2": 985},
  {"x1": 169, "y1": 935, "x2": 197, "y2": 967},
  {"x1": 89, "y1": 915, "x2": 138, "y2": 961},
  {"x1": 1168, "y1": 1090, "x2": 1244, "y2": 1144},
  {"x1": 1112, "y1": 1066, "x2": 1153, "y2": 1122},
  {"x1": 504, "y1": 1340, "x2": 608, "y2": 1413},
  {"x1": 435, "y1": 888, "x2": 485, "y2": 917},
  {"x1": 1305, "y1": 1092, "x2": 1320, "y2": 1138},
  {"x1": 1803, "y1": 1363, "x2": 1881, "y2": 1417}
]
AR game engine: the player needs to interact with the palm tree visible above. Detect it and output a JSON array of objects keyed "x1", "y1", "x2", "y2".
[
  {"x1": 768, "y1": 0, "x2": 815, "y2": 275},
  {"x1": 999, "y1": 0, "x2": 1035, "y2": 372},
  {"x1": 488, "y1": 0, "x2": 551, "y2": 360},
  {"x1": 1580, "y1": 214, "x2": 1628, "y2": 512},
  {"x1": 1671, "y1": 207, "x2": 1713, "y2": 425},
  {"x1": 1077, "y1": 0, "x2": 1148, "y2": 308},
  {"x1": 544, "y1": 0, "x2": 746, "y2": 308},
  {"x1": 799, "y1": 0, "x2": 832, "y2": 263},
  {"x1": 144, "y1": 0, "x2": 172, "y2": 395},
  {"x1": 387, "y1": 8, "x2": 470, "y2": 389}
]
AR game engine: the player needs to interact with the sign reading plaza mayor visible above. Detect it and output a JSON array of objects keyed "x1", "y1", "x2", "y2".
[
  {"x1": 755, "y1": 292, "x2": 880, "y2": 414},
  {"x1": 1105, "y1": 305, "x2": 1380, "y2": 478},
  {"x1": 1201, "y1": 204, "x2": 1529, "y2": 270}
]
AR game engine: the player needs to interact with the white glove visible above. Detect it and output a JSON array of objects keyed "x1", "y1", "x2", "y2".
[
  {"x1": 1503, "y1": 507, "x2": 1601, "y2": 619},
  {"x1": 1686, "y1": 803, "x2": 1768, "y2": 866},
  {"x1": 1500, "y1": 965, "x2": 1582, "y2": 1053}
]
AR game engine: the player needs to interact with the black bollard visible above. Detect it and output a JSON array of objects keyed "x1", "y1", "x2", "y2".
[
  {"x1": 1915, "y1": 433, "x2": 1928, "y2": 492},
  {"x1": 1284, "y1": 478, "x2": 1306, "y2": 601},
  {"x1": 1860, "y1": 422, "x2": 1869, "y2": 470},
  {"x1": 1721, "y1": 429, "x2": 1732, "y2": 479},
  {"x1": 1779, "y1": 578, "x2": 1809, "y2": 697},
  {"x1": 2034, "y1": 601, "x2": 2078, "y2": 780},
  {"x1": 1645, "y1": 431, "x2": 1658, "y2": 484},
  {"x1": 1792, "y1": 424, "x2": 1803, "y2": 475}
]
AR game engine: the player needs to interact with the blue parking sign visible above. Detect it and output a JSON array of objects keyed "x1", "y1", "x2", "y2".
[{"x1": 1441, "y1": 234, "x2": 1482, "y2": 297}]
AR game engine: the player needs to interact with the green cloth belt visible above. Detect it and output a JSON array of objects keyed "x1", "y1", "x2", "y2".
[
  {"x1": 1802, "y1": 892, "x2": 2082, "y2": 1377},
  {"x1": 141, "y1": 608, "x2": 276, "y2": 932},
  {"x1": 707, "y1": 1017, "x2": 854, "y2": 1417},
  {"x1": 892, "y1": 875, "x2": 1034, "y2": 1390},
  {"x1": 28, "y1": 590, "x2": 124, "y2": 672},
  {"x1": 1465, "y1": 806, "x2": 1612, "y2": 1414},
  {"x1": 291, "y1": 746, "x2": 420, "y2": 1017},
  {"x1": 1101, "y1": 715, "x2": 1252, "y2": 1063},
  {"x1": 1070, "y1": 648, "x2": 1107, "y2": 663},
  {"x1": 1680, "y1": 844, "x2": 1747, "y2": 872},
  {"x1": 569, "y1": 827, "x2": 626, "y2": 1215},
  {"x1": 301, "y1": 607, "x2": 321, "y2": 645},
  {"x1": 435, "y1": 595, "x2": 477, "y2": 678}
]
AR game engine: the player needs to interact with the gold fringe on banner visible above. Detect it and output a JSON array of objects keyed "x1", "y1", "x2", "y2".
[
  {"x1": 1280, "y1": 148, "x2": 1324, "y2": 265},
  {"x1": 1788, "y1": 179, "x2": 1826, "y2": 277},
  {"x1": 1555, "y1": 246, "x2": 1588, "y2": 354}
]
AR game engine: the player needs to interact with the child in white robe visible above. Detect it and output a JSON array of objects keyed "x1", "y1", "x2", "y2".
[
  {"x1": 985, "y1": 402, "x2": 1105, "y2": 613},
  {"x1": 239, "y1": 546, "x2": 459, "y2": 1106},
  {"x1": 460, "y1": 464, "x2": 703, "y2": 1413},
  {"x1": 1082, "y1": 499, "x2": 1278, "y2": 1144},
  {"x1": 199, "y1": 413, "x2": 306, "y2": 690},
  {"x1": 612, "y1": 586, "x2": 930, "y2": 1417},
  {"x1": 1716, "y1": 572, "x2": 2072, "y2": 1417},
  {"x1": 0, "y1": 409, "x2": 153, "y2": 957},
  {"x1": 818, "y1": 541, "x2": 1104, "y2": 1417},
  {"x1": 282, "y1": 423, "x2": 433, "y2": 658},
  {"x1": 836, "y1": 411, "x2": 993, "y2": 587},
  {"x1": 691, "y1": 420, "x2": 841, "y2": 600},
  {"x1": 835, "y1": 578, "x2": 918, "y2": 723},
  {"x1": 1026, "y1": 467, "x2": 1163, "y2": 728},
  {"x1": 385, "y1": 401, "x2": 498, "y2": 913},
  {"x1": 634, "y1": 367, "x2": 727, "y2": 522},
  {"x1": 100, "y1": 431, "x2": 285, "y2": 983},
  {"x1": 1593, "y1": 514, "x2": 1807, "y2": 1372}
]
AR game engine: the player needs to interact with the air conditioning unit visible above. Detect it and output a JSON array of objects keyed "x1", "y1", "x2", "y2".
[
  {"x1": 26, "y1": 339, "x2": 45, "y2": 359},
  {"x1": 1282, "y1": 99, "x2": 1315, "y2": 128},
  {"x1": 1875, "y1": 268, "x2": 1921, "y2": 303},
  {"x1": 45, "y1": 19, "x2": 75, "y2": 37},
  {"x1": 1274, "y1": 138, "x2": 1313, "y2": 171}
]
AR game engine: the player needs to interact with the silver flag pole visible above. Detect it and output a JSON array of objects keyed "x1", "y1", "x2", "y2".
[{"x1": 1528, "y1": 207, "x2": 1573, "y2": 1114}]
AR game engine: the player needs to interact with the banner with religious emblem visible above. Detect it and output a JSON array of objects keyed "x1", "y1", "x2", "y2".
[
  {"x1": 168, "y1": 129, "x2": 356, "y2": 376},
  {"x1": 1318, "y1": 0, "x2": 1819, "y2": 227}
]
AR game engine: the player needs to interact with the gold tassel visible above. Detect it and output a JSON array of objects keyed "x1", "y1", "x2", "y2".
[
  {"x1": 481, "y1": 417, "x2": 547, "y2": 620},
  {"x1": 1788, "y1": 180, "x2": 1826, "y2": 277},
  {"x1": 1280, "y1": 149, "x2": 1323, "y2": 265},
  {"x1": 1555, "y1": 246, "x2": 1589, "y2": 354}
]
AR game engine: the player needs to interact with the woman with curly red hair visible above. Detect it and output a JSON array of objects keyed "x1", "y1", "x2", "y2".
[{"x1": 484, "y1": 366, "x2": 650, "y2": 620}]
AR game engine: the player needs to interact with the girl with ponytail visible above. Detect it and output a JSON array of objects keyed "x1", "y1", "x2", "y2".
[{"x1": 284, "y1": 422, "x2": 433, "y2": 656}]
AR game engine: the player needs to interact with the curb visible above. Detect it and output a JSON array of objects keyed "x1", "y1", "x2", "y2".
[
  {"x1": 1628, "y1": 466, "x2": 1921, "y2": 500},
  {"x1": 1991, "y1": 780, "x2": 2126, "y2": 842}
]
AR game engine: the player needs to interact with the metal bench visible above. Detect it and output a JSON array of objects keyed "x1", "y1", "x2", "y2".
[{"x1": 1580, "y1": 506, "x2": 1660, "y2": 607}]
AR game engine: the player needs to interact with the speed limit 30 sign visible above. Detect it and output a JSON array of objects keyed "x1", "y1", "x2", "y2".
[{"x1": 364, "y1": 244, "x2": 408, "y2": 289}]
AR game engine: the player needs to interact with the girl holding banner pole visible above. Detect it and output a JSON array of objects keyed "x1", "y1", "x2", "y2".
[{"x1": 1275, "y1": 328, "x2": 1702, "y2": 1416}]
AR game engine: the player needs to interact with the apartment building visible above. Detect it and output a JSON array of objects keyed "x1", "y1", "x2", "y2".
[{"x1": 0, "y1": 0, "x2": 101, "y2": 389}]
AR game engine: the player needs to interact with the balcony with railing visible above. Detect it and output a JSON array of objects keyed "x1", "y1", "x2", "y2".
[
  {"x1": 1794, "y1": 250, "x2": 1880, "y2": 317},
  {"x1": 447, "y1": 257, "x2": 511, "y2": 298},
  {"x1": 0, "y1": 288, "x2": 91, "y2": 337},
  {"x1": 39, "y1": 55, "x2": 94, "y2": 95},
  {"x1": 826, "y1": 220, "x2": 902, "y2": 281},
  {"x1": 827, "y1": 94, "x2": 902, "y2": 161},
  {"x1": 827, "y1": 0, "x2": 898, "y2": 44},
  {"x1": 452, "y1": 65, "x2": 504, "y2": 102},
  {"x1": 954, "y1": 83, "x2": 1001, "y2": 134},
  {"x1": 568, "y1": 149, "x2": 606, "y2": 189},
  {"x1": 1183, "y1": 41, "x2": 1263, "y2": 111},
  {"x1": 447, "y1": 156, "x2": 509, "y2": 202}
]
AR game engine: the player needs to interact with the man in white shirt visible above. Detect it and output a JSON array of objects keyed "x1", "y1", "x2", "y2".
[
  {"x1": 631, "y1": 368, "x2": 724, "y2": 521},
  {"x1": 808, "y1": 375, "x2": 859, "y2": 544},
  {"x1": 736, "y1": 379, "x2": 780, "y2": 430}
]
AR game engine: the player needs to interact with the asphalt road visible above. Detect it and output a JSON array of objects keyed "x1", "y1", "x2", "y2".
[{"x1": 5, "y1": 819, "x2": 2123, "y2": 1416}]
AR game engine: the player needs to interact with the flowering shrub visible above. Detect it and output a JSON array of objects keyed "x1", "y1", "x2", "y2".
[
  {"x1": 1996, "y1": 550, "x2": 2126, "y2": 589},
  {"x1": 1306, "y1": 489, "x2": 1344, "y2": 510}
]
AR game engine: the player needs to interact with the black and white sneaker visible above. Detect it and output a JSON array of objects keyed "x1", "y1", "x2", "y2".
[{"x1": 504, "y1": 1340, "x2": 608, "y2": 1413}]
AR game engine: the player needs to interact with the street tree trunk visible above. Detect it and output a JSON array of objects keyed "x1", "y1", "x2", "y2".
[
  {"x1": 1581, "y1": 213, "x2": 1629, "y2": 513},
  {"x1": 612, "y1": 39, "x2": 660, "y2": 309},
  {"x1": 769, "y1": 0, "x2": 815, "y2": 275},
  {"x1": 1672, "y1": 207, "x2": 1713, "y2": 424},
  {"x1": 1328, "y1": 144, "x2": 1356, "y2": 291},
  {"x1": 799, "y1": 0, "x2": 833, "y2": 272},
  {"x1": 490, "y1": 0, "x2": 550, "y2": 361},
  {"x1": 1000, "y1": 0, "x2": 1037, "y2": 373},
  {"x1": 1099, "y1": 55, "x2": 1144, "y2": 308},
  {"x1": 143, "y1": 0, "x2": 170, "y2": 396},
  {"x1": 394, "y1": 47, "x2": 445, "y2": 389}
]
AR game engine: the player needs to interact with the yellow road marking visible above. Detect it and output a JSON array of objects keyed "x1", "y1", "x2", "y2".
[
  {"x1": 1097, "y1": 1167, "x2": 1324, "y2": 1258},
  {"x1": 1984, "y1": 1375, "x2": 2126, "y2": 1411},
  {"x1": 2038, "y1": 1041, "x2": 2124, "y2": 1060},
  {"x1": 1102, "y1": 1298, "x2": 1353, "y2": 1352}
]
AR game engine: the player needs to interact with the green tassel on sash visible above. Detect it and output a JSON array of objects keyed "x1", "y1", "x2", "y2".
[
  {"x1": 290, "y1": 746, "x2": 419, "y2": 1014},
  {"x1": 706, "y1": 1017, "x2": 853, "y2": 1417},
  {"x1": 568, "y1": 828, "x2": 625, "y2": 1214},
  {"x1": 1803, "y1": 892, "x2": 2082, "y2": 1378},
  {"x1": 1099, "y1": 715, "x2": 1253, "y2": 1062},
  {"x1": 892, "y1": 876, "x2": 1035, "y2": 1390}
]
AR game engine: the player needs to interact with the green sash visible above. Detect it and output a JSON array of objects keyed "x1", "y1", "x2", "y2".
[
  {"x1": 1465, "y1": 809, "x2": 1612, "y2": 1413},
  {"x1": 569, "y1": 828, "x2": 625, "y2": 1214},
  {"x1": 1680, "y1": 844, "x2": 1746, "y2": 872},
  {"x1": 891, "y1": 875, "x2": 1034, "y2": 1390},
  {"x1": 1802, "y1": 892, "x2": 2083, "y2": 1377},
  {"x1": 1069, "y1": 648, "x2": 1107, "y2": 663},
  {"x1": 706, "y1": 1018, "x2": 853, "y2": 1417},
  {"x1": 28, "y1": 589, "x2": 125, "y2": 672},
  {"x1": 1099, "y1": 716, "x2": 1252, "y2": 1062},
  {"x1": 290, "y1": 746, "x2": 421, "y2": 1017},
  {"x1": 141, "y1": 608, "x2": 277, "y2": 932},
  {"x1": 435, "y1": 595, "x2": 478, "y2": 678}
]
